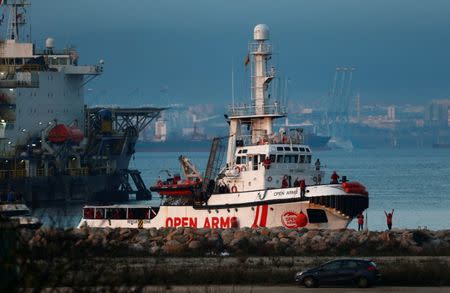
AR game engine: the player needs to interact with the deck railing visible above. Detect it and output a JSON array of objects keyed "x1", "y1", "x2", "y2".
[
  {"x1": 228, "y1": 103, "x2": 286, "y2": 117},
  {"x1": 236, "y1": 132, "x2": 304, "y2": 147}
]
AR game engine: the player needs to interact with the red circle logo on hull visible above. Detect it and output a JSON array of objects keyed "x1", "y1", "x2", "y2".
[{"x1": 281, "y1": 211, "x2": 298, "y2": 228}]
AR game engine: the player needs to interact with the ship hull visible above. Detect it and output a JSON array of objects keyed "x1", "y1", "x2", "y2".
[
  {"x1": 79, "y1": 201, "x2": 350, "y2": 229},
  {"x1": 78, "y1": 185, "x2": 368, "y2": 229}
]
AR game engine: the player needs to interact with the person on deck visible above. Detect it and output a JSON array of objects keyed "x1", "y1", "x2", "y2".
[
  {"x1": 315, "y1": 159, "x2": 321, "y2": 171},
  {"x1": 281, "y1": 177, "x2": 289, "y2": 188},
  {"x1": 357, "y1": 213, "x2": 364, "y2": 231},
  {"x1": 293, "y1": 178, "x2": 300, "y2": 187},
  {"x1": 385, "y1": 209, "x2": 394, "y2": 230},
  {"x1": 263, "y1": 156, "x2": 271, "y2": 169},
  {"x1": 299, "y1": 179, "x2": 306, "y2": 198},
  {"x1": 330, "y1": 171, "x2": 340, "y2": 184}
]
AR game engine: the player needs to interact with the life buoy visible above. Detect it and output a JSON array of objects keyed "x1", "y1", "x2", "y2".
[
  {"x1": 267, "y1": 176, "x2": 272, "y2": 182},
  {"x1": 234, "y1": 166, "x2": 241, "y2": 173},
  {"x1": 313, "y1": 176, "x2": 318, "y2": 183},
  {"x1": 231, "y1": 185, "x2": 238, "y2": 193}
]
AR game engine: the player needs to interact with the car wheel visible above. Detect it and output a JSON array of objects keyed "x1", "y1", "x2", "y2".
[
  {"x1": 356, "y1": 276, "x2": 369, "y2": 288},
  {"x1": 303, "y1": 276, "x2": 318, "y2": 288}
]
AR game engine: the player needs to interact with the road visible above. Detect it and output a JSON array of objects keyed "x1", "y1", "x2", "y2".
[{"x1": 35, "y1": 286, "x2": 450, "y2": 292}]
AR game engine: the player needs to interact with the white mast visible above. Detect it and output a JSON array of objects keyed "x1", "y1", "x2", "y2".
[
  {"x1": 226, "y1": 24, "x2": 285, "y2": 166},
  {"x1": 251, "y1": 24, "x2": 274, "y2": 115}
]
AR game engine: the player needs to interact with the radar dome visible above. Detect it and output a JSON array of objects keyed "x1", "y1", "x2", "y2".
[
  {"x1": 254, "y1": 24, "x2": 269, "y2": 41},
  {"x1": 45, "y1": 37, "x2": 55, "y2": 49}
]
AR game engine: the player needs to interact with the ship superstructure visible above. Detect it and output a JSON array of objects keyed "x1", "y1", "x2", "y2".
[
  {"x1": 0, "y1": 1, "x2": 164, "y2": 203},
  {"x1": 80, "y1": 24, "x2": 369, "y2": 230}
]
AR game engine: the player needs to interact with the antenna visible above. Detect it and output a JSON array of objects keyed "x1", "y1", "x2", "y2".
[{"x1": 231, "y1": 60, "x2": 235, "y2": 106}]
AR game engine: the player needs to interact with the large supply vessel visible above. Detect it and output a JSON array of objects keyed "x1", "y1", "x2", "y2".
[
  {"x1": 79, "y1": 24, "x2": 368, "y2": 229},
  {"x1": 0, "y1": 1, "x2": 163, "y2": 204}
]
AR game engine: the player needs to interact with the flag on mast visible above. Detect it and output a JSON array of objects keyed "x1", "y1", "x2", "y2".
[{"x1": 244, "y1": 54, "x2": 250, "y2": 66}]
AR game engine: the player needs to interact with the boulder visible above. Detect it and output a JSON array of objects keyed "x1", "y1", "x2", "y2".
[
  {"x1": 188, "y1": 240, "x2": 202, "y2": 249},
  {"x1": 221, "y1": 229, "x2": 234, "y2": 245},
  {"x1": 149, "y1": 228, "x2": 159, "y2": 237},
  {"x1": 163, "y1": 239, "x2": 185, "y2": 254}
]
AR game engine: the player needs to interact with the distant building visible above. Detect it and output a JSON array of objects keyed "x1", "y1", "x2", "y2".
[
  {"x1": 425, "y1": 100, "x2": 450, "y2": 128},
  {"x1": 387, "y1": 105, "x2": 396, "y2": 121},
  {"x1": 154, "y1": 118, "x2": 167, "y2": 142}
]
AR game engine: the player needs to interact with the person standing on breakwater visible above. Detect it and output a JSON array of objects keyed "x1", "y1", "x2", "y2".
[
  {"x1": 385, "y1": 209, "x2": 394, "y2": 230},
  {"x1": 357, "y1": 213, "x2": 364, "y2": 231}
]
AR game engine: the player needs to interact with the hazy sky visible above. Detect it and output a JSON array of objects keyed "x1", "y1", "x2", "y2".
[{"x1": 22, "y1": 0, "x2": 450, "y2": 107}]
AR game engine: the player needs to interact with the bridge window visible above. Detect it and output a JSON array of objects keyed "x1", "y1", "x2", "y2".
[
  {"x1": 269, "y1": 154, "x2": 276, "y2": 162},
  {"x1": 277, "y1": 155, "x2": 284, "y2": 163},
  {"x1": 252, "y1": 155, "x2": 259, "y2": 170},
  {"x1": 284, "y1": 147, "x2": 291, "y2": 151},
  {"x1": 299, "y1": 147, "x2": 305, "y2": 152},
  {"x1": 83, "y1": 208, "x2": 94, "y2": 219},
  {"x1": 238, "y1": 156, "x2": 247, "y2": 164},
  {"x1": 292, "y1": 147, "x2": 299, "y2": 151},
  {"x1": 299, "y1": 155, "x2": 305, "y2": 163},
  {"x1": 105, "y1": 208, "x2": 126, "y2": 219},
  {"x1": 284, "y1": 155, "x2": 297, "y2": 163},
  {"x1": 306, "y1": 155, "x2": 312, "y2": 163},
  {"x1": 127, "y1": 208, "x2": 150, "y2": 219},
  {"x1": 277, "y1": 147, "x2": 283, "y2": 151},
  {"x1": 259, "y1": 154, "x2": 266, "y2": 163},
  {"x1": 95, "y1": 208, "x2": 104, "y2": 219},
  {"x1": 306, "y1": 148, "x2": 311, "y2": 152}
]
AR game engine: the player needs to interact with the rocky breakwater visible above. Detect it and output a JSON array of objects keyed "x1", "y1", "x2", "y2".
[
  {"x1": 21, "y1": 227, "x2": 450, "y2": 257},
  {"x1": 6, "y1": 226, "x2": 450, "y2": 287}
]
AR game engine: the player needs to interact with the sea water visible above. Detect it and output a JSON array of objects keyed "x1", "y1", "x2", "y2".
[{"x1": 34, "y1": 148, "x2": 450, "y2": 231}]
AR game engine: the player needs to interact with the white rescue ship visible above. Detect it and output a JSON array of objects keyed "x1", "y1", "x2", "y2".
[{"x1": 78, "y1": 24, "x2": 369, "y2": 230}]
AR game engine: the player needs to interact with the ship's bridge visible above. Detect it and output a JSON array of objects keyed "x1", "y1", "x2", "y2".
[
  {"x1": 234, "y1": 143, "x2": 313, "y2": 169},
  {"x1": 219, "y1": 140, "x2": 320, "y2": 193}
]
